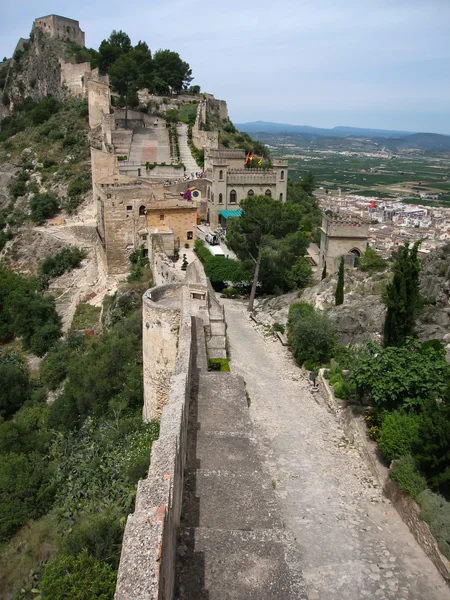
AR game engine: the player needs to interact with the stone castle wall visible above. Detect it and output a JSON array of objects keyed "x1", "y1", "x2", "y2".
[
  {"x1": 88, "y1": 79, "x2": 111, "y2": 129},
  {"x1": 34, "y1": 15, "x2": 85, "y2": 46}
]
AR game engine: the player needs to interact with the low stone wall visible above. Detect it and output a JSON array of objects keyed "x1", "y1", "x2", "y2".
[
  {"x1": 115, "y1": 311, "x2": 196, "y2": 600},
  {"x1": 318, "y1": 371, "x2": 450, "y2": 585}
]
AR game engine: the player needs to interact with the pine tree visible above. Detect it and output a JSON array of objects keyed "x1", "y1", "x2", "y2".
[
  {"x1": 383, "y1": 242, "x2": 421, "y2": 347},
  {"x1": 321, "y1": 262, "x2": 327, "y2": 280},
  {"x1": 335, "y1": 257, "x2": 345, "y2": 306}
]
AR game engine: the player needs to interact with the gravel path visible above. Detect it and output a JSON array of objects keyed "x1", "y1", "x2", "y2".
[{"x1": 224, "y1": 299, "x2": 450, "y2": 600}]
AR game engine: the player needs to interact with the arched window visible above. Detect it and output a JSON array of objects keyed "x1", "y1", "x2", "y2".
[
  {"x1": 280, "y1": 170, "x2": 285, "y2": 180},
  {"x1": 139, "y1": 205, "x2": 146, "y2": 216},
  {"x1": 265, "y1": 189, "x2": 272, "y2": 197},
  {"x1": 247, "y1": 189, "x2": 254, "y2": 197},
  {"x1": 279, "y1": 193, "x2": 283, "y2": 201},
  {"x1": 218, "y1": 193, "x2": 223, "y2": 204},
  {"x1": 219, "y1": 169, "x2": 223, "y2": 180},
  {"x1": 207, "y1": 186, "x2": 210, "y2": 200},
  {"x1": 230, "y1": 190, "x2": 237, "y2": 203},
  {"x1": 212, "y1": 193, "x2": 214, "y2": 203}
]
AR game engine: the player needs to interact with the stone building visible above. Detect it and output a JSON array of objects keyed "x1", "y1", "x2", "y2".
[
  {"x1": 34, "y1": 15, "x2": 85, "y2": 46},
  {"x1": 204, "y1": 149, "x2": 288, "y2": 228},
  {"x1": 319, "y1": 213, "x2": 369, "y2": 272}
]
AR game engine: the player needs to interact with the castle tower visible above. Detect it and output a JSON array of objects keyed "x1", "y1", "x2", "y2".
[
  {"x1": 34, "y1": 15, "x2": 85, "y2": 47},
  {"x1": 319, "y1": 213, "x2": 369, "y2": 272},
  {"x1": 273, "y1": 158, "x2": 288, "y2": 202}
]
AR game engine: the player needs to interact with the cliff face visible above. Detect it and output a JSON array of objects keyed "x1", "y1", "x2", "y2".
[
  {"x1": 2, "y1": 28, "x2": 74, "y2": 113},
  {"x1": 252, "y1": 245, "x2": 450, "y2": 357}
]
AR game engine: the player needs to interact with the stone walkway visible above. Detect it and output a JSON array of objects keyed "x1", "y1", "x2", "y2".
[
  {"x1": 176, "y1": 320, "x2": 307, "y2": 599},
  {"x1": 224, "y1": 299, "x2": 450, "y2": 600},
  {"x1": 177, "y1": 123, "x2": 199, "y2": 175}
]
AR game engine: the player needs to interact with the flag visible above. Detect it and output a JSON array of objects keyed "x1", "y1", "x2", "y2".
[
  {"x1": 258, "y1": 157, "x2": 263, "y2": 167},
  {"x1": 249, "y1": 153, "x2": 254, "y2": 162},
  {"x1": 244, "y1": 152, "x2": 250, "y2": 165}
]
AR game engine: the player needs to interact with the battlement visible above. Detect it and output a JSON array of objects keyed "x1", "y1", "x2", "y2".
[
  {"x1": 320, "y1": 213, "x2": 369, "y2": 239},
  {"x1": 207, "y1": 149, "x2": 246, "y2": 159},
  {"x1": 34, "y1": 14, "x2": 85, "y2": 47}
]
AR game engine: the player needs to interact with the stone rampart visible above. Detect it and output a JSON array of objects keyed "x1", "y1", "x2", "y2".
[
  {"x1": 142, "y1": 285, "x2": 182, "y2": 421},
  {"x1": 60, "y1": 60, "x2": 90, "y2": 97},
  {"x1": 88, "y1": 79, "x2": 110, "y2": 129}
]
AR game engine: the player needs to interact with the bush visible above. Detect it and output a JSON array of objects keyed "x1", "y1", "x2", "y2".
[
  {"x1": 63, "y1": 513, "x2": 123, "y2": 568},
  {"x1": 390, "y1": 455, "x2": 427, "y2": 499},
  {"x1": 287, "y1": 302, "x2": 336, "y2": 366},
  {"x1": 358, "y1": 247, "x2": 387, "y2": 274},
  {"x1": 0, "y1": 354, "x2": 31, "y2": 419},
  {"x1": 40, "y1": 550, "x2": 117, "y2": 600},
  {"x1": 379, "y1": 410, "x2": 421, "y2": 463},
  {"x1": 30, "y1": 192, "x2": 59, "y2": 222},
  {"x1": 418, "y1": 490, "x2": 450, "y2": 560},
  {"x1": 42, "y1": 158, "x2": 57, "y2": 168},
  {"x1": 39, "y1": 246, "x2": 87, "y2": 284},
  {"x1": 0, "y1": 452, "x2": 55, "y2": 540}
]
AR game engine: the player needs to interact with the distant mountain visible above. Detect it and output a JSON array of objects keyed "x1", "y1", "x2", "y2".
[
  {"x1": 236, "y1": 121, "x2": 417, "y2": 139},
  {"x1": 236, "y1": 122, "x2": 450, "y2": 152}
]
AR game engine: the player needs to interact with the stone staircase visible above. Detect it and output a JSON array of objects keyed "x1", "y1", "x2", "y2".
[
  {"x1": 176, "y1": 327, "x2": 308, "y2": 599},
  {"x1": 111, "y1": 130, "x2": 133, "y2": 157},
  {"x1": 177, "y1": 123, "x2": 200, "y2": 175}
]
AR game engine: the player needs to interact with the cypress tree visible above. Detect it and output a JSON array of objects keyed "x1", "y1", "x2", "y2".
[
  {"x1": 321, "y1": 261, "x2": 327, "y2": 280},
  {"x1": 383, "y1": 242, "x2": 421, "y2": 347},
  {"x1": 335, "y1": 256, "x2": 344, "y2": 306}
]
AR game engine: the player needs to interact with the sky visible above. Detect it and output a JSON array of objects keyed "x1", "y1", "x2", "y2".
[{"x1": 2, "y1": 0, "x2": 450, "y2": 134}]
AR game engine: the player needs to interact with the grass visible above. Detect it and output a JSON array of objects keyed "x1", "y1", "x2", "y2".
[
  {"x1": 71, "y1": 303, "x2": 101, "y2": 331},
  {"x1": 0, "y1": 516, "x2": 62, "y2": 599}
]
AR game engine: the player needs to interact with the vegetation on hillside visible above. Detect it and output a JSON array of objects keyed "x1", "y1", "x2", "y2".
[
  {"x1": 0, "y1": 97, "x2": 91, "y2": 255},
  {"x1": 0, "y1": 285, "x2": 157, "y2": 597}
]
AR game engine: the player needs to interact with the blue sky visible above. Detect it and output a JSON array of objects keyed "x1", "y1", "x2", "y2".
[{"x1": 2, "y1": 0, "x2": 450, "y2": 134}]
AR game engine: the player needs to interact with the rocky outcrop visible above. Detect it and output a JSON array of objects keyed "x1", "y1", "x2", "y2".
[
  {"x1": 2, "y1": 28, "x2": 75, "y2": 111},
  {"x1": 252, "y1": 247, "x2": 450, "y2": 355}
]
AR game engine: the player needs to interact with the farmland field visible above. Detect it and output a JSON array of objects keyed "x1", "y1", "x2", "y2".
[{"x1": 253, "y1": 132, "x2": 450, "y2": 206}]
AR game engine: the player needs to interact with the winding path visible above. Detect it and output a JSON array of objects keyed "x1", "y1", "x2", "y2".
[{"x1": 224, "y1": 299, "x2": 450, "y2": 600}]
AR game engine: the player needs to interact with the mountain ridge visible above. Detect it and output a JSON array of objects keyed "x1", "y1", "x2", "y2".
[{"x1": 235, "y1": 120, "x2": 450, "y2": 140}]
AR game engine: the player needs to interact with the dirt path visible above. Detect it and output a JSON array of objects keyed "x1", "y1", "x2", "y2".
[{"x1": 224, "y1": 299, "x2": 450, "y2": 600}]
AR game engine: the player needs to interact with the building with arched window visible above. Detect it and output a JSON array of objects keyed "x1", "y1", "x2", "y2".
[
  {"x1": 318, "y1": 213, "x2": 369, "y2": 273},
  {"x1": 203, "y1": 149, "x2": 288, "y2": 228}
]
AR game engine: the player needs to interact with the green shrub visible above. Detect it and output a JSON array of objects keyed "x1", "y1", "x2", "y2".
[
  {"x1": 0, "y1": 452, "x2": 55, "y2": 541},
  {"x1": 71, "y1": 303, "x2": 101, "y2": 330},
  {"x1": 63, "y1": 513, "x2": 123, "y2": 569},
  {"x1": 390, "y1": 455, "x2": 427, "y2": 499},
  {"x1": 287, "y1": 302, "x2": 336, "y2": 366},
  {"x1": 358, "y1": 247, "x2": 387, "y2": 274},
  {"x1": 379, "y1": 410, "x2": 421, "y2": 463},
  {"x1": 208, "y1": 358, "x2": 230, "y2": 372},
  {"x1": 272, "y1": 322, "x2": 285, "y2": 334},
  {"x1": 40, "y1": 550, "x2": 116, "y2": 600},
  {"x1": 0, "y1": 354, "x2": 31, "y2": 419},
  {"x1": 221, "y1": 286, "x2": 240, "y2": 298},
  {"x1": 42, "y1": 158, "x2": 57, "y2": 168},
  {"x1": 30, "y1": 192, "x2": 59, "y2": 222},
  {"x1": 9, "y1": 179, "x2": 27, "y2": 199},
  {"x1": 417, "y1": 490, "x2": 450, "y2": 560}
]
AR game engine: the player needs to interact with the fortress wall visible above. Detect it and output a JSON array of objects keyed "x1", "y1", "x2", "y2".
[
  {"x1": 116, "y1": 285, "x2": 207, "y2": 599},
  {"x1": 34, "y1": 15, "x2": 85, "y2": 46},
  {"x1": 142, "y1": 287, "x2": 182, "y2": 421},
  {"x1": 88, "y1": 79, "x2": 110, "y2": 129},
  {"x1": 60, "y1": 60, "x2": 90, "y2": 97}
]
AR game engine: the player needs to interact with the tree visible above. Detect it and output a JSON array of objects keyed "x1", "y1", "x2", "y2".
[
  {"x1": 358, "y1": 247, "x2": 386, "y2": 274},
  {"x1": 109, "y1": 54, "x2": 140, "y2": 128},
  {"x1": 226, "y1": 196, "x2": 284, "y2": 310},
  {"x1": 30, "y1": 192, "x2": 59, "y2": 222},
  {"x1": 335, "y1": 256, "x2": 344, "y2": 305},
  {"x1": 98, "y1": 30, "x2": 131, "y2": 75},
  {"x1": 152, "y1": 49, "x2": 193, "y2": 94},
  {"x1": 0, "y1": 354, "x2": 31, "y2": 419},
  {"x1": 299, "y1": 170, "x2": 315, "y2": 195},
  {"x1": 321, "y1": 262, "x2": 327, "y2": 280},
  {"x1": 287, "y1": 302, "x2": 336, "y2": 367},
  {"x1": 383, "y1": 242, "x2": 421, "y2": 347}
]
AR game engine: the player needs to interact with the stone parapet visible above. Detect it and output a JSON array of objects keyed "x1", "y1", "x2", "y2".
[{"x1": 227, "y1": 171, "x2": 277, "y2": 185}]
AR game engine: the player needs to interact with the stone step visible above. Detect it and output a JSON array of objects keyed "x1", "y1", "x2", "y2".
[
  {"x1": 197, "y1": 372, "x2": 250, "y2": 433},
  {"x1": 181, "y1": 468, "x2": 280, "y2": 530},
  {"x1": 189, "y1": 430, "x2": 261, "y2": 472},
  {"x1": 177, "y1": 527, "x2": 308, "y2": 600}
]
